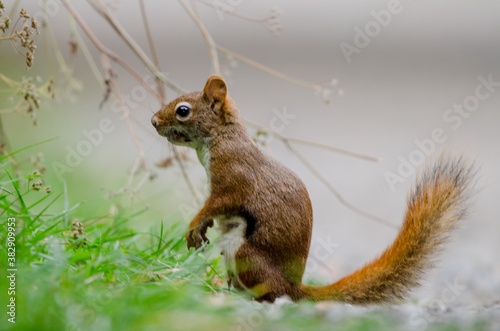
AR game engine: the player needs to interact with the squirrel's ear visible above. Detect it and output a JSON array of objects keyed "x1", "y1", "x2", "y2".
[{"x1": 202, "y1": 75, "x2": 227, "y2": 105}]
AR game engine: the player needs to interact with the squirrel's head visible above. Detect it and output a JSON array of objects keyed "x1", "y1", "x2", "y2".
[{"x1": 151, "y1": 75, "x2": 240, "y2": 148}]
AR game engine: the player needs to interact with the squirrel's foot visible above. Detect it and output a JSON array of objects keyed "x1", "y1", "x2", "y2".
[{"x1": 185, "y1": 218, "x2": 214, "y2": 249}]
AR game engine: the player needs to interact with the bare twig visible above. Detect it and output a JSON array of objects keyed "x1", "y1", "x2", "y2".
[
  {"x1": 217, "y1": 45, "x2": 336, "y2": 94},
  {"x1": 194, "y1": 0, "x2": 271, "y2": 22},
  {"x1": 104, "y1": 54, "x2": 153, "y2": 192},
  {"x1": 61, "y1": 0, "x2": 180, "y2": 98},
  {"x1": 7, "y1": 0, "x2": 20, "y2": 21},
  {"x1": 139, "y1": 0, "x2": 165, "y2": 104},
  {"x1": 216, "y1": 45, "x2": 340, "y2": 98},
  {"x1": 90, "y1": 0, "x2": 168, "y2": 104},
  {"x1": 178, "y1": 0, "x2": 221, "y2": 75},
  {"x1": 83, "y1": 213, "x2": 110, "y2": 227},
  {"x1": 61, "y1": 0, "x2": 153, "y2": 194},
  {"x1": 68, "y1": 14, "x2": 105, "y2": 89},
  {"x1": 282, "y1": 140, "x2": 397, "y2": 229},
  {"x1": 245, "y1": 119, "x2": 380, "y2": 162},
  {"x1": 172, "y1": 146, "x2": 202, "y2": 205}
]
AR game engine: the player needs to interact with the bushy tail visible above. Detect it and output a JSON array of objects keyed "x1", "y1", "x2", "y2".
[{"x1": 301, "y1": 155, "x2": 476, "y2": 304}]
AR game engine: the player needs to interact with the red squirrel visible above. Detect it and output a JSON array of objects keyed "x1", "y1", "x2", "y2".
[{"x1": 151, "y1": 76, "x2": 474, "y2": 303}]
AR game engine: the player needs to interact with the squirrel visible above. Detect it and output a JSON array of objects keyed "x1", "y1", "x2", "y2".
[{"x1": 151, "y1": 75, "x2": 475, "y2": 303}]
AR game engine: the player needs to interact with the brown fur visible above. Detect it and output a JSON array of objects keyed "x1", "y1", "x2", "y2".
[{"x1": 152, "y1": 76, "x2": 475, "y2": 303}]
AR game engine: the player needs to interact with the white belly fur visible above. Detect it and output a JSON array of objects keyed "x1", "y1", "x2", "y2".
[{"x1": 215, "y1": 216, "x2": 247, "y2": 274}]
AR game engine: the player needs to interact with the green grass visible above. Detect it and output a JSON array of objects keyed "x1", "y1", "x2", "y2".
[{"x1": 0, "y1": 144, "x2": 492, "y2": 331}]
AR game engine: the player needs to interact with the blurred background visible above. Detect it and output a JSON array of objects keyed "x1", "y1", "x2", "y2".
[{"x1": 1, "y1": 0, "x2": 499, "y2": 305}]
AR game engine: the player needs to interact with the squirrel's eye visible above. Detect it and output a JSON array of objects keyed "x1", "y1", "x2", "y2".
[{"x1": 175, "y1": 102, "x2": 192, "y2": 121}]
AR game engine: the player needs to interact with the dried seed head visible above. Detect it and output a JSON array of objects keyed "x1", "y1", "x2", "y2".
[
  {"x1": 1, "y1": 17, "x2": 10, "y2": 32},
  {"x1": 19, "y1": 8, "x2": 30, "y2": 18},
  {"x1": 32, "y1": 180, "x2": 43, "y2": 191},
  {"x1": 70, "y1": 219, "x2": 85, "y2": 239},
  {"x1": 31, "y1": 17, "x2": 39, "y2": 34}
]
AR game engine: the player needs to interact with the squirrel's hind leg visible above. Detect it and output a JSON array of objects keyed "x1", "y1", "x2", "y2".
[{"x1": 234, "y1": 242, "x2": 304, "y2": 302}]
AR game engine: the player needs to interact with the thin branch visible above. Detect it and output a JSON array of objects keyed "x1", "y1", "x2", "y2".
[
  {"x1": 62, "y1": 0, "x2": 202, "y2": 201},
  {"x1": 104, "y1": 54, "x2": 153, "y2": 186},
  {"x1": 282, "y1": 140, "x2": 397, "y2": 229},
  {"x1": 60, "y1": 0, "x2": 152, "y2": 195},
  {"x1": 245, "y1": 119, "x2": 380, "y2": 162},
  {"x1": 7, "y1": 0, "x2": 20, "y2": 22},
  {"x1": 41, "y1": 0, "x2": 57, "y2": 81},
  {"x1": 178, "y1": 0, "x2": 221, "y2": 75},
  {"x1": 217, "y1": 45, "x2": 319, "y2": 90},
  {"x1": 61, "y1": 0, "x2": 181, "y2": 98},
  {"x1": 91, "y1": 0, "x2": 167, "y2": 103},
  {"x1": 139, "y1": 0, "x2": 165, "y2": 104},
  {"x1": 68, "y1": 14, "x2": 105, "y2": 89},
  {"x1": 194, "y1": 0, "x2": 270, "y2": 22},
  {"x1": 173, "y1": 146, "x2": 202, "y2": 205},
  {"x1": 44, "y1": 14, "x2": 82, "y2": 93}
]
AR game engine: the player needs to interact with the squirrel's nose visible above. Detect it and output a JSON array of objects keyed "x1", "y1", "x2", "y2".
[{"x1": 151, "y1": 115, "x2": 160, "y2": 128}]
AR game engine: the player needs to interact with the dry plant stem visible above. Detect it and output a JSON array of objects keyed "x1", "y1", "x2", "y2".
[
  {"x1": 90, "y1": 0, "x2": 167, "y2": 104},
  {"x1": 178, "y1": 0, "x2": 221, "y2": 75},
  {"x1": 217, "y1": 45, "x2": 319, "y2": 90},
  {"x1": 194, "y1": 0, "x2": 270, "y2": 22},
  {"x1": 44, "y1": 17, "x2": 82, "y2": 92},
  {"x1": 244, "y1": 119, "x2": 380, "y2": 162},
  {"x1": 41, "y1": 1, "x2": 57, "y2": 81},
  {"x1": 190, "y1": 0, "x2": 201, "y2": 21},
  {"x1": 284, "y1": 136, "x2": 380, "y2": 162},
  {"x1": 7, "y1": 0, "x2": 20, "y2": 20},
  {"x1": 0, "y1": 116, "x2": 15, "y2": 166},
  {"x1": 172, "y1": 145, "x2": 202, "y2": 206},
  {"x1": 104, "y1": 54, "x2": 153, "y2": 183},
  {"x1": 83, "y1": 213, "x2": 110, "y2": 227},
  {"x1": 60, "y1": 0, "x2": 171, "y2": 99},
  {"x1": 139, "y1": 0, "x2": 165, "y2": 105},
  {"x1": 283, "y1": 140, "x2": 397, "y2": 229},
  {"x1": 126, "y1": 157, "x2": 142, "y2": 189},
  {"x1": 68, "y1": 15, "x2": 105, "y2": 89},
  {"x1": 1, "y1": 15, "x2": 27, "y2": 59},
  {"x1": 62, "y1": 0, "x2": 199, "y2": 200},
  {"x1": 92, "y1": 0, "x2": 198, "y2": 196}
]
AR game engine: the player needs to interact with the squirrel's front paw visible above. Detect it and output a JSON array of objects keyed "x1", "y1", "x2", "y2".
[{"x1": 186, "y1": 219, "x2": 214, "y2": 249}]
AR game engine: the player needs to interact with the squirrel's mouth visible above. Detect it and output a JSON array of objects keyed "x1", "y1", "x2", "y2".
[{"x1": 165, "y1": 127, "x2": 192, "y2": 145}]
